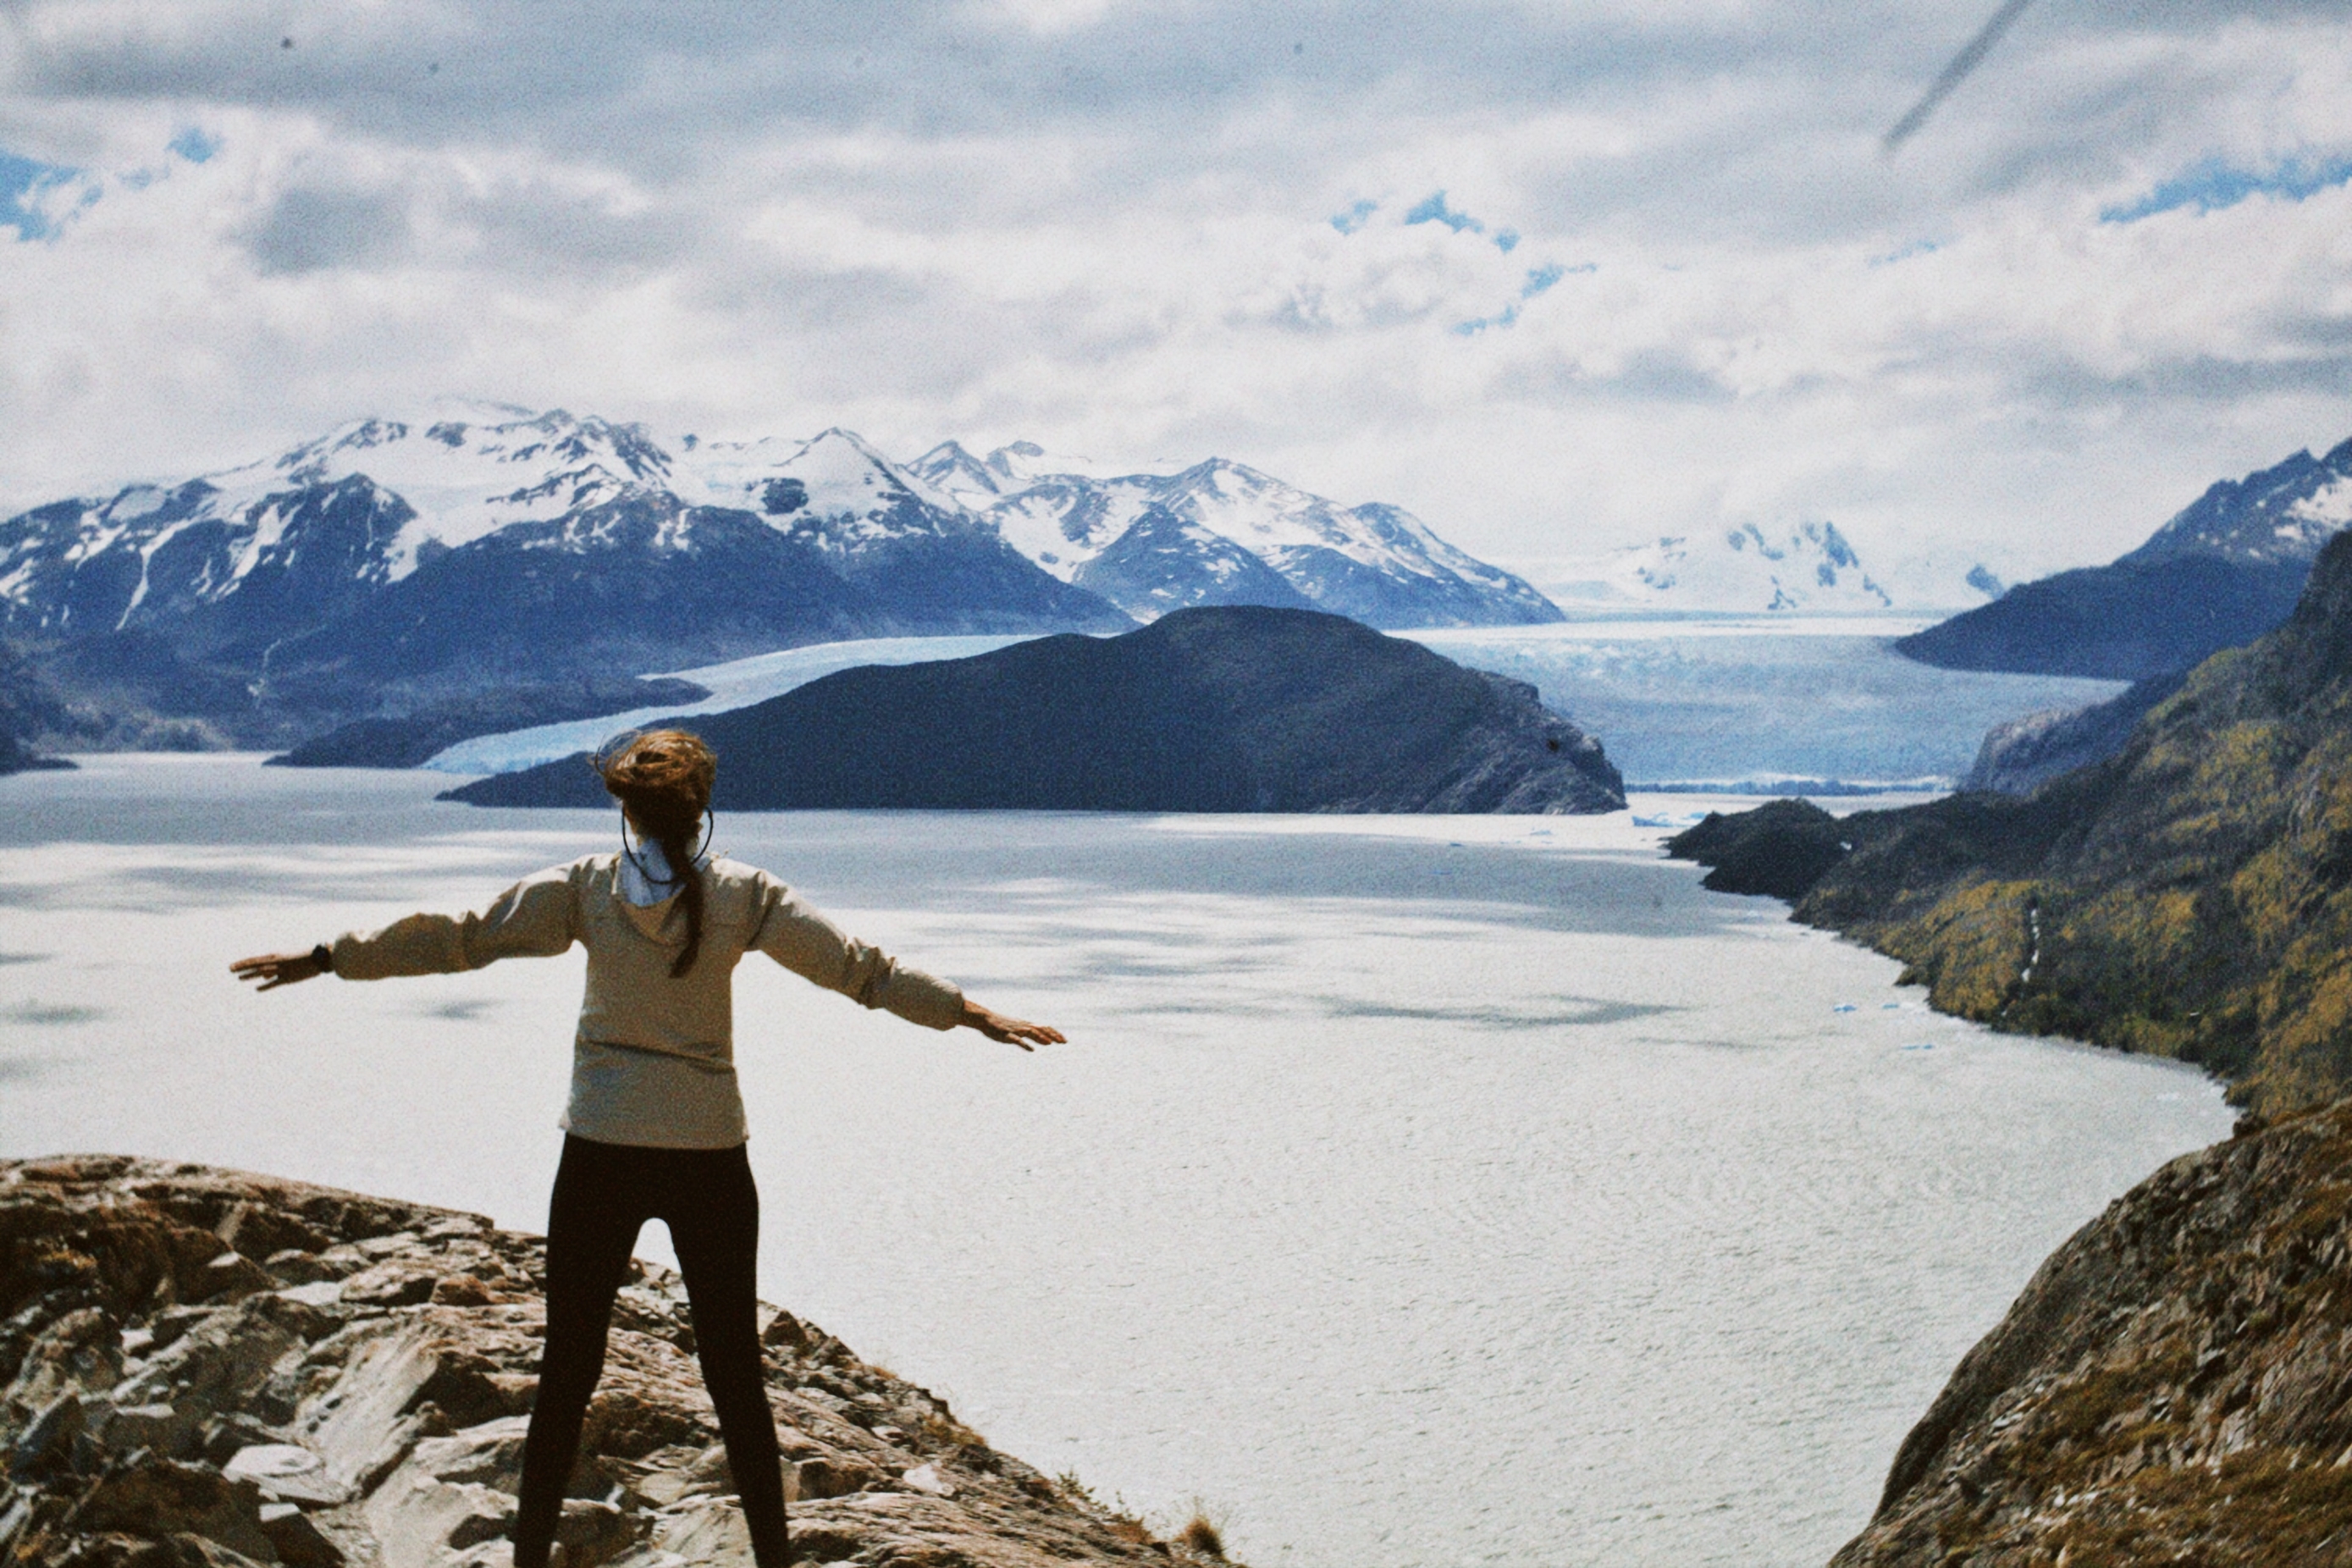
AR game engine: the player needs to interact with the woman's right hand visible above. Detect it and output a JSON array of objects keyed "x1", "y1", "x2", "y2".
[
  {"x1": 231, "y1": 950, "x2": 328, "y2": 991},
  {"x1": 960, "y1": 999, "x2": 1066, "y2": 1051}
]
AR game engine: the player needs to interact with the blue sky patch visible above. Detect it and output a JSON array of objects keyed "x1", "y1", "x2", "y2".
[
  {"x1": 1, "y1": 149, "x2": 80, "y2": 240},
  {"x1": 1330, "y1": 198, "x2": 1377, "y2": 235},
  {"x1": 1493, "y1": 229, "x2": 1519, "y2": 253},
  {"x1": 1406, "y1": 190, "x2": 1483, "y2": 235},
  {"x1": 1521, "y1": 262, "x2": 1592, "y2": 297},
  {"x1": 169, "y1": 128, "x2": 222, "y2": 164},
  {"x1": 2101, "y1": 153, "x2": 2352, "y2": 224},
  {"x1": 1454, "y1": 304, "x2": 1520, "y2": 336},
  {"x1": 1870, "y1": 238, "x2": 1939, "y2": 267},
  {"x1": 1455, "y1": 260, "x2": 1589, "y2": 334}
]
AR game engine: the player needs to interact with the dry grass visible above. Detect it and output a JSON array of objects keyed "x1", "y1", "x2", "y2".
[
  {"x1": 1056, "y1": 1470, "x2": 1157, "y2": 1546},
  {"x1": 1177, "y1": 1506, "x2": 1228, "y2": 1558}
]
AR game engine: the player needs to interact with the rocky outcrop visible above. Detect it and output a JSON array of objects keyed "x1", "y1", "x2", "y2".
[
  {"x1": 1662, "y1": 798, "x2": 1849, "y2": 901},
  {"x1": 0, "y1": 728, "x2": 74, "y2": 776},
  {"x1": 0, "y1": 1157, "x2": 1232, "y2": 1568},
  {"x1": 0, "y1": 642, "x2": 77, "y2": 772},
  {"x1": 444, "y1": 607, "x2": 1625, "y2": 815},
  {"x1": 1961, "y1": 673, "x2": 2183, "y2": 797},
  {"x1": 1832, "y1": 1101, "x2": 2352, "y2": 1567}
]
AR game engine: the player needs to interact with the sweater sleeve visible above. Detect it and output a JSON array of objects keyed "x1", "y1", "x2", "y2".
[
  {"x1": 329, "y1": 864, "x2": 580, "y2": 980},
  {"x1": 748, "y1": 873, "x2": 965, "y2": 1031}
]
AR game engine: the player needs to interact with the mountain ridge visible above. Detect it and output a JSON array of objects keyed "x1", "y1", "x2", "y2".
[
  {"x1": 907, "y1": 439, "x2": 1563, "y2": 627},
  {"x1": 0, "y1": 407, "x2": 1560, "y2": 749},
  {"x1": 1897, "y1": 433, "x2": 2352, "y2": 681}
]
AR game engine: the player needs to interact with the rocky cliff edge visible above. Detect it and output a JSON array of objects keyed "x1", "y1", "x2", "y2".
[
  {"x1": 1832, "y1": 1102, "x2": 2352, "y2": 1566},
  {"x1": 0, "y1": 1157, "x2": 1233, "y2": 1568}
]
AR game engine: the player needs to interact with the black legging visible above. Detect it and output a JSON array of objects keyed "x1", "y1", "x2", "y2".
[{"x1": 512, "y1": 1135, "x2": 789, "y2": 1567}]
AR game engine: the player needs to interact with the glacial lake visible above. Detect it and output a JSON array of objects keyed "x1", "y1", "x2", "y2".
[{"x1": 0, "y1": 757, "x2": 2229, "y2": 1567}]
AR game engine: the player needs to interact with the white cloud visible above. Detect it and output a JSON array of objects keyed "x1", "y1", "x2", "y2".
[{"x1": 0, "y1": 0, "x2": 2347, "y2": 594}]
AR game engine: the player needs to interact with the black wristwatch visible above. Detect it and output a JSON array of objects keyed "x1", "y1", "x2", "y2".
[{"x1": 311, "y1": 943, "x2": 334, "y2": 975}]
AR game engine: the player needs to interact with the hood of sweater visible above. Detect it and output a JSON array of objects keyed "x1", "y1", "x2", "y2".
[{"x1": 616, "y1": 839, "x2": 712, "y2": 944}]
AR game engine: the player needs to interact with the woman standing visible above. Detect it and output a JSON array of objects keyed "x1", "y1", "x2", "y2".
[{"x1": 232, "y1": 729, "x2": 1062, "y2": 1567}]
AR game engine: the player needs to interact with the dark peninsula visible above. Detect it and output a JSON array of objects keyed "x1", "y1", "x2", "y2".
[{"x1": 443, "y1": 606, "x2": 1625, "y2": 814}]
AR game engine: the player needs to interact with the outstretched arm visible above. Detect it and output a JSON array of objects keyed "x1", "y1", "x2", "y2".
[
  {"x1": 752, "y1": 875, "x2": 1065, "y2": 1049},
  {"x1": 232, "y1": 867, "x2": 577, "y2": 992},
  {"x1": 958, "y1": 998, "x2": 1066, "y2": 1052}
]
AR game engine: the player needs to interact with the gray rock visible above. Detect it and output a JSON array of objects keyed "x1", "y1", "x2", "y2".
[
  {"x1": 91, "y1": 1400, "x2": 201, "y2": 1460},
  {"x1": 73, "y1": 1456, "x2": 279, "y2": 1563},
  {"x1": 196, "y1": 1254, "x2": 277, "y2": 1306},
  {"x1": 224, "y1": 1444, "x2": 349, "y2": 1508},
  {"x1": 362, "y1": 1472, "x2": 514, "y2": 1568},
  {"x1": 297, "y1": 1326, "x2": 442, "y2": 1489},
  {"x1": 3, "y1": 1308, "x2": 123, "y2": 1415},
  {"x1": 1962, "y1": 671, "x2": 2185, "y2": 796}
]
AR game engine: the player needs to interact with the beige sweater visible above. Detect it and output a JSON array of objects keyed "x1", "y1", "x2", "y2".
[{"x1": 331, "y1": 853, "x2": 965, "y2": 1149}]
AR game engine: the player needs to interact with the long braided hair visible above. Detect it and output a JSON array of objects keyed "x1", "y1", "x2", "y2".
[{"x1": 594, "y1": 729, "x2": 716, "y2": 978}]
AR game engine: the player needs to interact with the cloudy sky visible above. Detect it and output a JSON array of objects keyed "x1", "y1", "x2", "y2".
[{"x1": 1, "y1": 0, "x2": 2348, "y2": 596}]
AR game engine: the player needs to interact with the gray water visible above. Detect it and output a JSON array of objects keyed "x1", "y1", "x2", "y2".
[{"x1": 0, "y1": 757, "x2": 2229, "y2": 1566}]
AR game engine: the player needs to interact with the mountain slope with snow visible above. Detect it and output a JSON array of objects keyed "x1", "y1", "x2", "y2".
[
  {"x1": 2120, "y1": 436, "x2": 2352, "y2": 567},
  {"x1": 908, "y1": 440, "x2": 1563, "y2": 627},
  {"x1": 0, "y1": 406, "x2": 1129, "y2": 737},
  {"x1": 1547, "y1": 522, "x2": 1945, "y2": 615},
  {"x1": 1901, "y1": 433, "x2": 2352, "y2": 680},
  {"x1": 0, "y1": 406, "x2": 1567, "y2": 745}
]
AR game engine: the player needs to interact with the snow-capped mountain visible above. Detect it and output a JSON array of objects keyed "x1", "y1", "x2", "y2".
[
  {"x1": 0, "y1": 406, "x2": 1565, "y2": 743},
  {"x1": 2120, "y1": 436, "x2": 2352, "y2": 567},
  {"x1": 1556, "y1": 522, "x2": 1903, "y2": 614},
  {"x1": 1897, "y1": 432, "x2": 2352, "y2": 682},
  {"x1": 907, "y1": 440, "x2": 1563, "y2": 627},
  {"x1": 0, "y1": 406, "x2": 1127, "y2": 721}
]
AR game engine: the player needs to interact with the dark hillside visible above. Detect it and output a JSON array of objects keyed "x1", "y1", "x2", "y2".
[
  {"x1": 1896, "y1": 435, "x2": 2352, "y2": 681},
  {"x1": 1893, "y1": 555, "x2": 2307, "y2": 680},
  {"x1": 446, "y1": 606, "x2": 1625, "y2": 814}
]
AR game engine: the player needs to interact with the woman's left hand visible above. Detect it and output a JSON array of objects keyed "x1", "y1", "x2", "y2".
[
  {"x1": 961, "y1": 999, "x2": 1066, "y2": 1051},
  {"x1": 230, "y1": 951, "x2": 327, "y2": 991}
]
